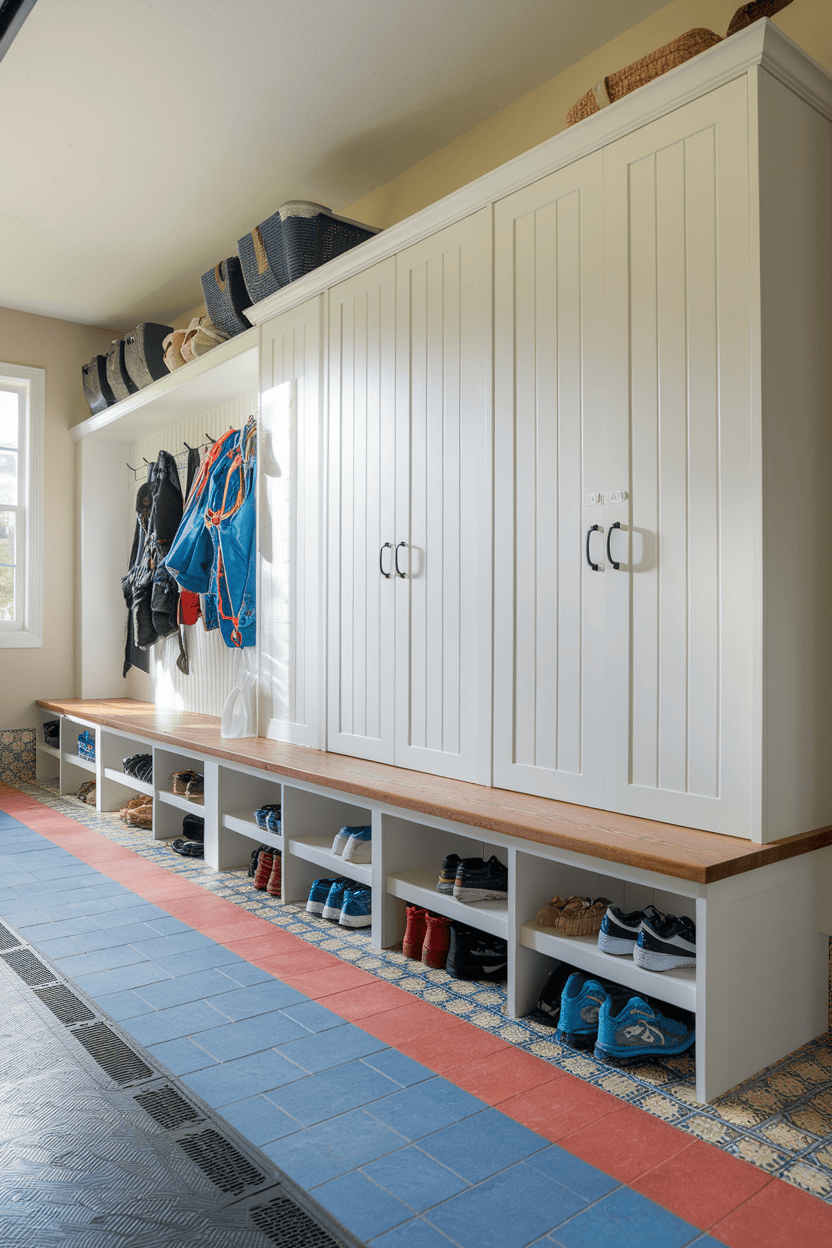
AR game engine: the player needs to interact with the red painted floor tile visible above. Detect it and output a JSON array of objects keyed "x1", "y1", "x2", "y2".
[
  {"x1": 317, "y1": 980, "x2": 416, "y2": 1020},
  {"x1": 282, "y1": 964, "x2": 389, "y2": 998},
  {"x1": 199, "y1": 918, "x2": 288, "y2": 944},
  {"x1": 559, "y1": 1103, "x2": 693, "y2": 1184},
  {"x1": 358, "y1": 999, "x2": 468, "y2": 1045},
  {"x1": 395, "y1": 1023, "x2": 511, "y2": 1074},
  {"x1": 220, "y1": 931, "x2": 309, "y2": 959},
  {"x1": 253, "y1": 947, "x2": 345, "y2": 975},
  {"x1": 713, "y1": 1173, "x2": 832, "y2": 1247},
  {"x1": 632, "y1": 1138, "x2": 772, "y2": 1229},
  {"x1": 445, "y1": 1045, "x2": 562, "y2": 1102},
  {"x1": 131, "y1": 877, "x2": 208, "y2": 901},
  {"x1": 499, "y1": 1072, "x2": 621, "y2": 1141}
]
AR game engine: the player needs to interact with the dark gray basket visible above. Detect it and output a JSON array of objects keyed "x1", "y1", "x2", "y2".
[
  {"x1": 81, "y1": 355, "x2": 116, "y2": 414},
  {"x1": 237, "y1": 200, "x2": 379, "y2": 304},
  {"x1": 200, "y1": 256, "x2": 252, "y2": 337},
  {"x1": 105, "y1": 339, "x2": 138, "y2": 403},
  {"x1": 124, "y1": 323, "x2": 173, "y2": 389}
]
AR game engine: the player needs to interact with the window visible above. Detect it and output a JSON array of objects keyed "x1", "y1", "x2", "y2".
[{"x1": 0, "y1": 363, "x2": 44, "y2": 646}]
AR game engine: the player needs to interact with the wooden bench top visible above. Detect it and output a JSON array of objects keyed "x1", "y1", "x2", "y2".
[{"x1": 37, "y1": 697, "x2": 832, "y2": 885}]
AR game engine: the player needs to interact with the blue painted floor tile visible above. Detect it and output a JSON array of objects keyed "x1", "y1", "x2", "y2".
[
  {"x1": 366, "y1": 1079, "x2": 487, "y2": 1142},
  {"x1": 65, "y1": 923, "x2": 161, "y2": 952},
  {"x1": 264, "y1": 1061, "x2": 401, "y2": 1127},
  {"x1": 371, "y1": 1218, "x2": 461, "y2": 1248},
  {"x1": 548, "y1": 1187, "x2": 702, "y2": 1248},
  {"x1": 275, "y1": 1022, "x2": 387, "y2": 1073},
  {"x1": 313, "y1": 1171, "x2": 412, "y2": 1240},
  {"x1": 95, "y1": 906, "x2": 173, "y2": 928},
  {"x1": 146, "y1": 1036, "x2": 218, "y2": 1076},
  {"x1": 207, "y1": 980, "x2": 307, "y2": 1021},
  {"x1": 73, "y1": 962, "x2": 173, "y2": 997},
  {"x1": 359, "y1": 1050, "x2": 434, "y2": 1089},
  {"x1": 363, "y1": 1147, "x2": 469, "y2": 1212},
  {"x1": 129, "y1": 930, "x2": 216, "y2": 958},
  {"x1": 121, "y1": 999, "x2": 230, "y2": 1046},
  {"x1": 132, "y1": 969, "x2": 241, "y2": 1011},
  {"x1": 153, "y1": 946, "x2": 243, "y2": 978},
  {"x1": 19, "y1": 916, "x2": 104, "y2": 939},
  {"x1": 94, "y1": 990, "x2": 156, "y2": 1021},
  {"x1": 281, "y1": 1001, "x2": 345, "y2": 1033},
  {"x1": 141, "y1": 915, "x2": 193, "y2": 934},
  {"x1": 523, "y1": 1146, "x2": 618, "y2": 1203},
  {"x1": 55, "y1": 947, "x2": 150, "y2": 977},
  {"x1": 217, "y1": 960, "x2": 272, "y2": 987},
  {"x1": 192, "y1": 1010, "x2": 310, "y2": 1061},
  {"x1": 426, "y1": 1162, "x2": 586, "y2": 1248},
  {"x1": 263, "y1": 1108, "x2": 407, "y2": 1187},
  {"x1": 219, "y1": 1095, "x2": 301, "y2": 1147},
  {"x1": 181, "y1": 1048, "x2": 305, "y2": 1107},
  {"x1": 27, "y1": 936, "x2": 83, "y2": 960},
  {"x1": 418, "y1": 1108, "x2": 548, "y2": 1183}
]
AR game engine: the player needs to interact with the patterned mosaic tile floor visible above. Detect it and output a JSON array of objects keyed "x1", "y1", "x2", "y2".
[{"x1": 12, "y1": 778, "x2": 832, "y2": 1203}]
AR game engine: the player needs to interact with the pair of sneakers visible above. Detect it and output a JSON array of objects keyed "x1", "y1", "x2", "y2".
[
  {"x1": 307, "y1": 877, "x2": 372, "y2": 928},
  {"x1": 402, "y1": 906, "x2": 451, "y2": 969},
  {"x1": 253, "y1": 847, "x2": 282, "y2": 897},
  {"x1": 254, "y1": 803, "x2": 281, "y2": 833},
  {"x1": 598, "y1": 904, "x2": 696, "y2": 972},
  {"x1": 556, "y1": 972, "x2": 695, "y2": 1061},
  {"x1": 331, "y1": 825, "x2": 372, "y2": 864},
  {"x1": 436, "y1": 853, "x2": 508, "y2": 902}
]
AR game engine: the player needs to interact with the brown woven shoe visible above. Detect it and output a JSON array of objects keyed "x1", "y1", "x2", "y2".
[{"x1": 536, "y1": 895, "x2": 611, "y2": 937}]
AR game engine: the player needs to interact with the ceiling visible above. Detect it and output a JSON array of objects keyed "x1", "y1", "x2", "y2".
[{"x1": 0, "y1": 0, "x2": 669, "y2": 331}]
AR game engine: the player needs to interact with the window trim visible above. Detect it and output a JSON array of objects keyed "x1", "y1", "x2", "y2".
[{"x1": 0, "y1": 363, "x2": 44, "y2": 647}]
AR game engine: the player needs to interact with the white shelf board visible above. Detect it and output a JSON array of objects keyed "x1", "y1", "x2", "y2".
[
  {"x1": 62, "y1": 751, "x2": 96, "y2": 773},
  {"x1": 103, "y1": 766, "x2": 153, "y2": 797},
  {"x1": 287, "y1": 833, "x2": 372, "y2": 886},
  {"x1": 36, "y1": 742, "x2": 61, "y2": 758},
  {"x1": 223, "y1": 809, "x2": 283, "y2": 852},
  {"x1": 520, "y1": 922, "x2": 696, "y2": 1013},
  {"x1": 70, "y1": 329, "x2": 259, "y2": 444},
  {"x1": 158, "y1": 789, "x2": 206, "y2": 814},
  {"x1": 387, "y1": 868, "x2": 508, "y2": 939}
]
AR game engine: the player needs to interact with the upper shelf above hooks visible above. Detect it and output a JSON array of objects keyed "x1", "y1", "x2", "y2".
[{"x1": 70, "y1": 325, "x2": 259, "y2": 445}]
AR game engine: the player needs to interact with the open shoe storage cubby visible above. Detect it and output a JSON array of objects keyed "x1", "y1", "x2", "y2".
[{"x1": 37, "y1": 702, "x2": 830, "y2": 1105}]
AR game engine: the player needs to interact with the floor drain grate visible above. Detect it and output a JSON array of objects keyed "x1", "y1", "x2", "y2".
[
  {"x1": 250, "y1": 1194, "x2": 344, "y2": 1248},
  {"x1": 71, "y1": 1021, "x2": 153, "y2": 1084},
  {"x1": 33, "y1": 983, "x2": 96, "y2": 1025},
  {"x1": 1, "y1": 948, "x2": 56, "y2": 985},
  {"x1": 0, "y1": 922, "x2": 21, "y2": 951},
  {"x1": 177, "y1": 1129, "x2": 266, "y2": 1195},
  {"x1": 135, "y1": 1085, "x2": 202, "y2": 1130}
]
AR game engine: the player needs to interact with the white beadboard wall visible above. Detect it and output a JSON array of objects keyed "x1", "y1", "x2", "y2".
[{"x1": 123, "y1": 394, "x2": 257, "y2": 717}]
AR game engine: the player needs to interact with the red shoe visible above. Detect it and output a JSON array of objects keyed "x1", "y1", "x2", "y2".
[
  {"x1": 403, "y1": 904, "x2": 428, "y2": 959},
  {"x1": 422, "y1": 913, "x2": 451, "y2": 969},
  {"x1": 254, "y1": 849, "x2": 274, "y2": 890},
  {"x1": 266, "y1": 852, "x2": 282, "y2": 898}
]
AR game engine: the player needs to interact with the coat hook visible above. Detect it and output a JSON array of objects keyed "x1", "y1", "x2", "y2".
[
  {"x1": 142, "y1": 456, "x2": 151, "y2": 465},
  {"x1": 183, "y1": 440, "x2": 194, "y2": 451},
  {"x1": 205, "y1": 432, "x2": 216, "y2": 443},
  {"x1": 126, "y1": 462, "x2": 138, "y2": 472}
]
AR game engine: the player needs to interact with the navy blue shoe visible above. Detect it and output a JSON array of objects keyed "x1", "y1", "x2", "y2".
[
  {"x1": 306, "y1": 877, "x2": 340, "y2": 916},
  {"x1": 322, "y1": 878, "x2": 350, "y2": 921},
  {"x1": 339, "y1": 885, "x2": 372, "y2": 928},
  {"x1": 595, "y1": 994, "x2": 695, "y2": 1063}
]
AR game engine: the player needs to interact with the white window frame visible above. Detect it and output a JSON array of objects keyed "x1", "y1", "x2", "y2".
[{"x1": 0, "y1": 363, "x2": 44, "y2": 647}]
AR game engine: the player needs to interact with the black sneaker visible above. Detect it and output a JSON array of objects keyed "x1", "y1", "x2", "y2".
[
  {"x1": 446, "y1": 923, "x2": 508, "y2": 980},
  {"x1": 453, "y1": 855, "x2": 508, "y2": 903},
  {"x1": 436, "y1": 853, "x2": 461, "y2": 895},
  {"x1": 171, "y1": 838, "x2": 204, "y2": 858},
  {"x1": 530, "y1": 962, "x2": 574, "y2": 1029},
  {"x1": 634, "y1": 912, "x2": 696, "y2": 972},
  {"x1": 597, "y1": 903, "x2": 663, "y2": 956}
]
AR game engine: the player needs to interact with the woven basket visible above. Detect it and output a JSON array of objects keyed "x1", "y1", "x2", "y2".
[
  {"x1": 171, "y1": 769, "x2": 202, "y2": 796},
  {"x1": 201, "y1": 256, "x2": 252, "y2": 337},
  {"x1": 105, "y1": 339, "x2": 138, "y2": 403},
  {"x1": 123, "y1": 322, "x2": 173, "y2": 389},
  {"x1": 81, "y1": 355, "x2": 116, "y2": 415},
  {"x1": 566, "y1": 0, "x2": 793, "y2": 127},
  {"x1": 535, "y1": 895, "x2": 610, "y2": 937}
]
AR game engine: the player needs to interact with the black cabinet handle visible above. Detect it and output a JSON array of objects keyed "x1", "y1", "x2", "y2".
[
  {"x1": 607, "y1": 521, "x2": 621, "y2": 570},
  {"x1": 395, "y1": 541, "x2": 407, "y2": 578},
  {"x1": 586, "y1": 525, "x2": 600, "y2": 571},
  {"x1": 379, "y1": 542, "x2": 392, "y2": 578}
]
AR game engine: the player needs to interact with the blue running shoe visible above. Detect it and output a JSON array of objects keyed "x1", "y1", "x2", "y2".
[
  {"x1": 339, "y1": 885, "x2": 372, "y2": 928},
  {"x1": 342, "y1": 826, "x2": 372, "y2": 863},
  {"x1": 322, "y1": 878, "x2": 350, "y2": 921},
  {"x1": 331, "y1": 825, "x2": 358, "y2": 855},
  {"x1": 556, "y1": 973, "x2": 610, "y2": 1049},
  {"x1": 595, "y1": 994, "x2": 695, "y2": 1063},
  {"x1": 306, "y1": 877, "x2": 340, "y2": 916},
  {"x1": 255, "y1": 803, "x2": 282, "y2": 833}
]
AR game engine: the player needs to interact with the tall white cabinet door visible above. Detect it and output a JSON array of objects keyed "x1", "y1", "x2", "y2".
[
  {"x1": 393, "y1": 209, "x2": 492, "y2": 784},
  {"x1": 259, "y1": 297, "x2": 324, "y2": 747},
  {"x1": 493, "y1": 151, "x2": 607, "y2": 805},
  {"x1": 603, "y1": 78, "x2": 754, "y2": 835},
  {"x1": 327, "y1": 259, "x2": 397, "y2": 764}
]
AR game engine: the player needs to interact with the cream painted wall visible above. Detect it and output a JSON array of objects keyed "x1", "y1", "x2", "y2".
[
  {"x1": 0, "y1": 307, "x2": 117, "y2": 727},
  {"x1": 344, "y1": 0, "x2": 830, "y2": 229}
]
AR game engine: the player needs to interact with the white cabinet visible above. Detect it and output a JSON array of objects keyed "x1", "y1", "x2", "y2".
[
  {"x1": 258, "y1": 297, "x2": 325, "y2": 748},
  {"x1": 328, "y1": 210, "x2": 492, "y2": 782},
  {"x1": 494, "y1": 71, "x2": 832, "y2": 840}
]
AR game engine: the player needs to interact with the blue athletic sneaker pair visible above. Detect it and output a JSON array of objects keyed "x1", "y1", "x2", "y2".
[
  {"x1": 306, "y1": 877, "x2": 372, "y2": 927},
  {"x1": 254, "y1": 803, "x2": 281, "y2": 833},
  {"x1": 331, "y1": 825, "x2": 372, "y2": 863},
  {"x1": 556, "y1": 972, "x2": 694, "y2": 1061}
]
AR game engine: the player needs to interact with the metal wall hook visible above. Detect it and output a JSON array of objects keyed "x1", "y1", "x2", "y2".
[
  {"x1": 183, "y1": 441, "x2": 194, "y2": 451},
  {"x1": 126, "y1": 463, "x2": 138, "y2": 473},
  {"x1": 205, "y1": 432, "x2": 216, "y2": 443}
]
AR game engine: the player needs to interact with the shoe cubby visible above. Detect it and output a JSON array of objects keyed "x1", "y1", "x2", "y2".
[
  {"x1": 153, "y1": 747, "x2": 216, "y2": 858},
  {"x1": 511, "y1": 848, "x2": 697, "y2": 1017},
  {"x1": 58, "y1": 716, "x2": 99, "y2": 796},
  {"x1": 35, "y1": 707, "x2": 60, "y2": 783},
  {"x1": 281, "y1": 786, "x2": 374, "y2": 909},
  {"x1": 97, "y1": 727, "x2": 153, "y2": 812},
  {"x1": 378, "y1": 812, "x2": 510, "y2": 951},
  {"x1": 218, "y1": 764, "x2": 283, "y2": 871}
]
